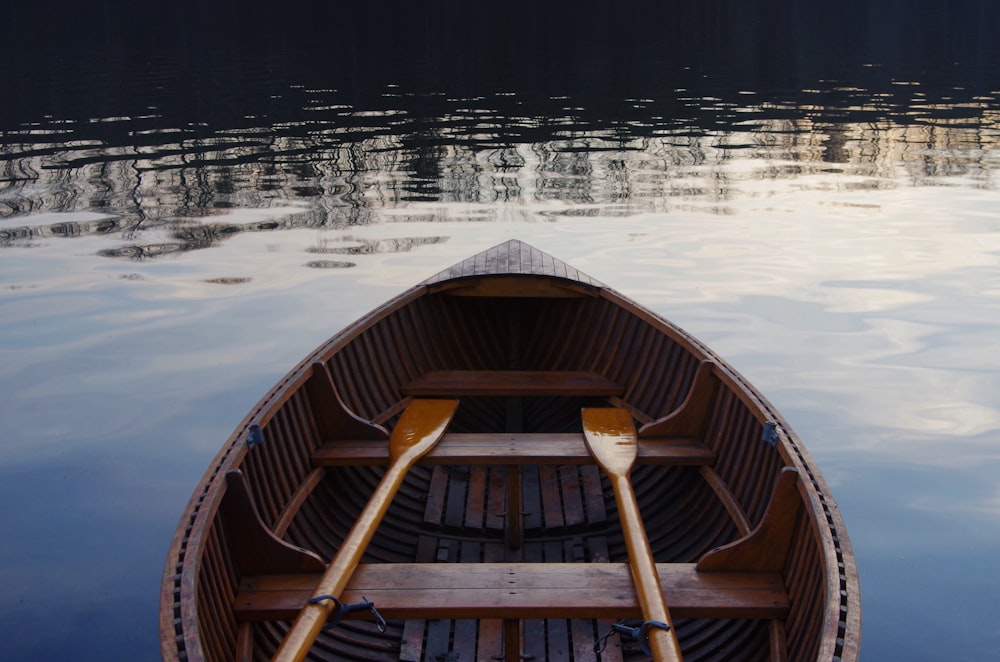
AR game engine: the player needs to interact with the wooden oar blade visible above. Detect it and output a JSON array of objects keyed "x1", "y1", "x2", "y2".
[
  {"x1": 581, "y1": 407, "x2": 638, "y2": 476},
  {"x1": 389, "y1": 398, "x2": 459, "y2": 462}
]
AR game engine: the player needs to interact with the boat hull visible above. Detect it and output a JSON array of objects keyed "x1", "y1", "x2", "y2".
[{"x1": 160, "y1": 240, "x2": 860, "y2": 661}]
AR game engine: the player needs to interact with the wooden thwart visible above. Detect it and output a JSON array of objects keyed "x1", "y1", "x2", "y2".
[
  {"x1": 234, "y1": 562, "x2": 789, "y2": 622},
  {"x1": 312, "y1": 432, "x2": 714, "y2": 466},
  {"x1": 403, "y1": 370, "x2": 623, "y2": 397}
]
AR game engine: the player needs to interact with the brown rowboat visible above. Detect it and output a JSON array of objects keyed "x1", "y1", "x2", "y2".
[{"x1": 160, "y1": 239, "x2": 860, "y2": 661}]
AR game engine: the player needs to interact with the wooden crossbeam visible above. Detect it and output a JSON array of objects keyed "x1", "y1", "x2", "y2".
[
  {"x1": 402, "y1": 370, "x2": 624, "y2": 397},
  {"x1": 233, "y1": 563, "x2": 788, "y2": 622},
  {"x1": 312, "y1": 433, "x2": 714, "y2": 466}
]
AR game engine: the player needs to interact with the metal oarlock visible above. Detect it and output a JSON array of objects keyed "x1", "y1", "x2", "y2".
[
  {"x1": 309, "y1": 594, "x2": 387, "y2": 633},
  {"x1": 594, "y1": 620, "x2": 672, "y2": 656}
]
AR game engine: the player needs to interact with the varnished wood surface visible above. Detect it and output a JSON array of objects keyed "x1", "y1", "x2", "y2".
[
  {"x1": 311, "y1": 432, "x2": 715, "y2": 465},
  {"x1": 161, "y1": 239, "x2": 860, "y2": 662},
  {"x1": 421, "y1": 239, "x2": 603, "y2": 288},
  {"x1": 270, "y1": 399, "x2": 458, "y2": 662},
  {"x1": 583, "y1": 408, "x2": 684, "y2": 661},
  {"x1": 234, "y1": 563, "x2": 789, "y2": 621}
]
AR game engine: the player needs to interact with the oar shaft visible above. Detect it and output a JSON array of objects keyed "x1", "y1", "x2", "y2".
[
  {"x1": 610, "y1": 475, "x2": 683, "y2": 662},
  {"x1": 582, "y1": 407, "x2": 683, "y2": 662},
  {"x1": 272, "y1": 398, "x2": 458, "y2": 662},
  {"x1": 272, "y1": 462, "x2": 409, "y2": 662}
]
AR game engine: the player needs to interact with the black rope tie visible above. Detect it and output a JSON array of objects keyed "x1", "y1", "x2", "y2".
[
  {"x1": 308, "y1": 594, "x2": 387, "y2": 633},
  {"x1": 594, "y1": 619, "x2": 671, "y2": 656}
]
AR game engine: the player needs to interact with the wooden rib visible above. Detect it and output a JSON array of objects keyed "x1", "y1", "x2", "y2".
[
  {"x1": 235, "y1": 623, "x2": 254, "y2": 662},
  {"x1": 272, "y1": 468, "x2": 326, "y2": 538},
  {"x1": 769, "y1": 620, "x2": 789, "y2": 662},
  {"x1": 312, "y1": 433, "x2": 714, "y2": 466},
  {"x1": 699, "y1": 466, "x2": 754, "y2": 536},
  {"x1": 234, "y1": 563, "x2": 789, "y2": 622}
]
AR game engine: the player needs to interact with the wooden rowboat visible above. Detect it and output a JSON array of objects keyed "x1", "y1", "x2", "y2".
[{"x1": 160, "y1": 239, "x2": 861, "y2": 661}]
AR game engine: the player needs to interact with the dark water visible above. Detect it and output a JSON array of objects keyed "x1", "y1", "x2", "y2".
[{"x1": 3, "y1": 3, "x2": 1000, "y2": 660}]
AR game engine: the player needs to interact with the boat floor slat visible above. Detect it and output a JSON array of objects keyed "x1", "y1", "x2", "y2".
[
  {"x1": 234, "y1": 563, "x2": 788, "y2": 622},
  {"x1": 312, "y1": 433, "x2": 714, "y2": 466}
]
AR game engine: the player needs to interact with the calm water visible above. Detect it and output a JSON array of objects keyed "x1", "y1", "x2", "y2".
[{"x1": 3, "y1": 4, "x2": 1000, "y2": 660}]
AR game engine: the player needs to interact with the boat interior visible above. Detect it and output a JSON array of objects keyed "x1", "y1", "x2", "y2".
[{"x1": 173, "y1": 285, "x2": 843, "y2": 661}]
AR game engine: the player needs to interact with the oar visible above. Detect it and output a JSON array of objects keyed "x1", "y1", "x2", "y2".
[
  {"x1": 272, "y1": 398, "x2": 459, "y2": 662},
  {"x1": 582, "y1": 407, "x2": 684, "y2": 661}
]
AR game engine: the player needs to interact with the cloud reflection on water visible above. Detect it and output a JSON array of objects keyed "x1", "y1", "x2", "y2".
[{"x1": 3, "y1": 83, "x2": 1000, "y2": 662}]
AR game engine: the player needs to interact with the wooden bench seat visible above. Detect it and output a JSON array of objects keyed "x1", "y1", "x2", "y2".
[
  {"x1": 233, "y1": 562, "x2": 788, "y2": 622},
  {"x1": 402, "y1": 370, "x2": 624, "y2": 397},
  {"x1": 312, "y1": 432, "x2": 714, "y2": 466}
]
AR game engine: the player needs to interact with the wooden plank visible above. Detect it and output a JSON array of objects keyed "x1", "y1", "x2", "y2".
[
  {"x1": 403, "y1": 370, "x2": 624, "y2": 397},
  {"x1": 485, "y1": 467, "x2": 506, "y2": 532},
  {"x1": 398, "y1": 537, "x2": 437, "y2": 662},
  {"x1": 424, "y1": 613, "x2": 451, "y2": 661},
  {"x1": 313, "y1": 433, "x2": 715, "y2": 466},
  {"x1": 465, "y1": 466, "x2": 488, "y2": 530},
  {"x1": 424, "y1": 540, "x2": 458, "y2": 660},
  {"x1": 539, "y1": 465, "x2": 565, "y2": 529},
  {"x1": 422, "y1": 466, "x2": 449, "y2": 527},
  {"x1": 543, "y1": 541, "x2": 570, "y2": 662},
  {"x1": 580, "y1": 465, "x2": 607, "y2": 525},
  {"x1": 522, "y1": 543, "x2": 546, "y2": 662},
  {"x1": 521, "y1": 466, "x2": 542, "y2": 531},
  {"x1": 444, "y1": 466, "x2": 470, "y2": 529},
  {"x1": 588, "y1": 537, "x2": 623, "y2": 662},
  {"x1": 452, "y1": 542, "x2": 479, "y2": 660},
  {"x1": 559, "y1": 465, "x2": 586, "y2": 528},
  {"x1": 477, "y1": 543, "x2": 506, "y2": 660},
  {"x1": 234, "y1": 563, "x2": 789, "y2": 622}
]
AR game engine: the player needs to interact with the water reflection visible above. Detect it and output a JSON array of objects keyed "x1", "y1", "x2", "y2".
[
  {"x1": 5, "y1": 7, "x2": 1000, "y2": 658},
  {"x1": 3, "y1": 90, "x2": 999, "y2": 260}
]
